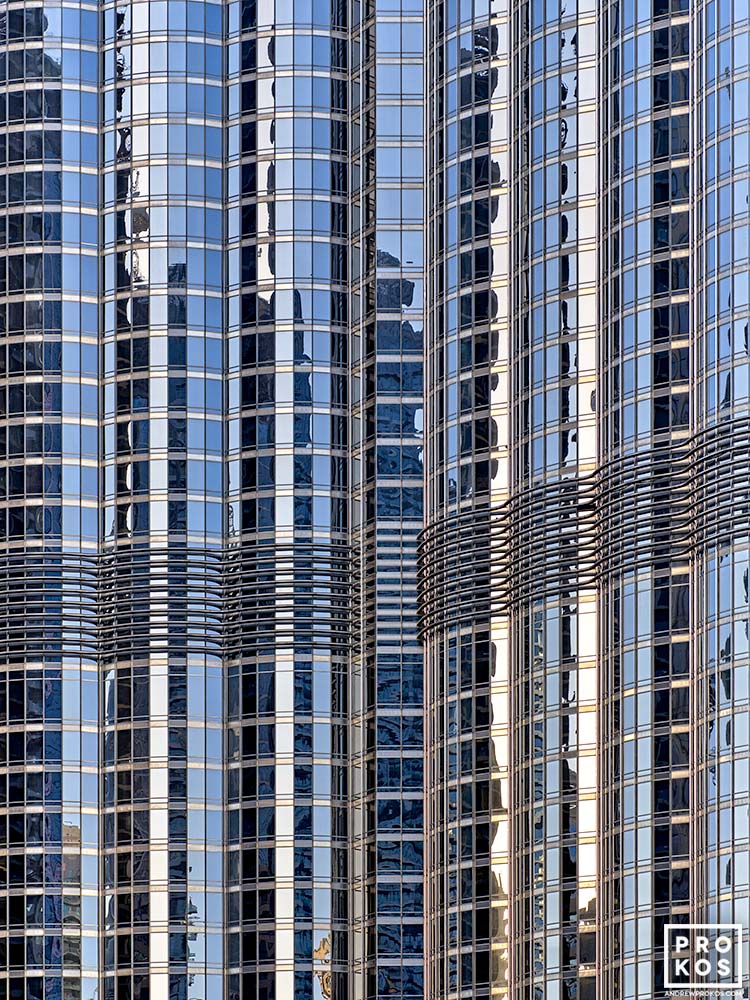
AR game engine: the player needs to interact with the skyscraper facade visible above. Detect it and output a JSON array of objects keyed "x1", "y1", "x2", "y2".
[
  {"x1": 424, "y1": 0, "x2": 750, "y2": 998},
  {"x1": 1, "y1": 2, "x2": 749, "y2": 1000}
]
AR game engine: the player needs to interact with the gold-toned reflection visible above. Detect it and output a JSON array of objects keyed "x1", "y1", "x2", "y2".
[
  {"x1": 313, "y1": 933, "x2": 332, "y2": 1000},
  {"x1": 490, "y1": 620, "x2": 511, "y2": 995}
]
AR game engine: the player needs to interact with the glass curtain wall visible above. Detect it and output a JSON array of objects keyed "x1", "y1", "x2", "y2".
[
  {"x1": 8, "y1": 2, "x2": 750, "y2": 999},
  {"x1": 0, "y1": 4, "x2": 100, "y2": 1000},
  {"x1": 349, "y1": 0, "x2": 426, "y2": 996},
  {"x1": 225, "y1": 0, "x2": 351, "y2": 998},
  {"x1": 423, "y1": 0, "x2": 512, "y2": 995},
  {"x1": 510, "y1": 0, "x2": 599, "y2": 995},
  {"x1": 693, "y1": 0, "x2": 750, "y2": 983},
  {"x1": 100, "y1": 3, "x2": 225, "y2": 1000},
  {"x1": 599, "y1": 0, "x2": 693, "y2": 994}
]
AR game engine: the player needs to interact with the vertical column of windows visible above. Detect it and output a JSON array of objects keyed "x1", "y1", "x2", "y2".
[
  {"x1": 486, "y1": 0, "x2": 512, "y2": 993},
  {"x1": 225, "y1": 1, "x2": 350, "y2": 998},
  {"x1": 693, "y1": 0, "x2": 750, "y2": 967},
  {"x1": 348, "y1": 3, "x2": 376, "y2": 997},
  {"x1": 599, "y1": 0, "x2": 693, "y2": 995},
  {"x1": 100, "y1": 4, "x2": 224, "y2": 1000},
  {"x1": 424, "y1": 0, "x2": 511, "y2": 996},
  {"x1": 0, "y1": 5, "x2": 100, "y2": 1000},
  {"x1": 511, "y1": 0, "x2": 598, "y2": 994},
  {"x1": 350, "y1": 3, "x2": 426, "y2": 998}
]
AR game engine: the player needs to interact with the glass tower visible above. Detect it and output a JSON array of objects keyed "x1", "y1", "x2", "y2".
[
  {"x1": 422, "y1": 0, "x2": 512, "y2": 995},
  {"x1": 350, "y1": 0, "x2": 426, "y2": 996},
  {"x1": 423, "y1": 0, "x2": 750, "y2": 999},
  {"x1": 1, "y1": 5, "x2": 101, "y2": 1000},
  {"x1": 101, "y1": 5, "x2": 225, "y2": 1000},
  {"x1": 1, "y1": 0, "x2": 750, "y2": 999}
]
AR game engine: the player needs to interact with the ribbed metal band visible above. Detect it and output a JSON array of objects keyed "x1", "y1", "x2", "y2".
[
  {"x1": 224, "y1": 541, "x2": 353, "y2": 654},
  {"x1": 419, "y1": 416, "x2": 750, "y2": 635},
  {"x1": 0, "y1": 542, "x2": 352, "y2": 660}
]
